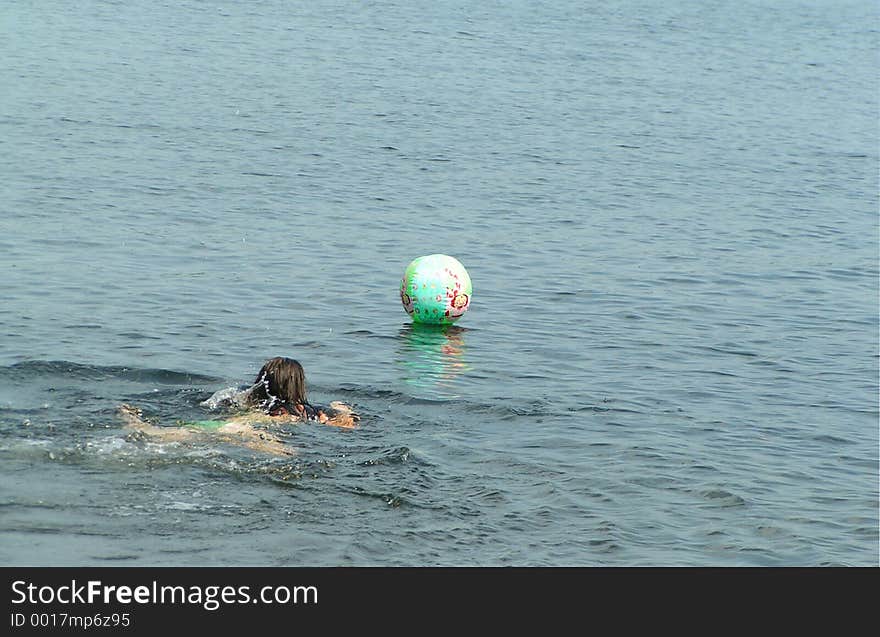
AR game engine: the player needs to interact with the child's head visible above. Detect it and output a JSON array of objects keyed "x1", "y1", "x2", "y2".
[{"x1": 248, "y1": 357, "x2": 308, "y2": 412}]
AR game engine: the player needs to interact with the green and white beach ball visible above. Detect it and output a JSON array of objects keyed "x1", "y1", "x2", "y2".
[{"x1": 400, "y1": 254, "x2": 472, "y2": 325}]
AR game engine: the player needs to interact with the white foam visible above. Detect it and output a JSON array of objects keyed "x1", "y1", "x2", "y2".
[{"x1": 199, "y1": 385, "x2": 254, "y2": 410}]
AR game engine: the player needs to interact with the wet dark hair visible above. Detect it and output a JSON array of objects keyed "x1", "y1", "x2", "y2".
[{"x1": 247, "y1": 357, "x2": 309, "y2": 414}]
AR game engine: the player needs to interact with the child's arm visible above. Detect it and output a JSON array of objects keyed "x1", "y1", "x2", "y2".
[{"x1": 321, "y1": 401, "x2": 360, "y2": 429}]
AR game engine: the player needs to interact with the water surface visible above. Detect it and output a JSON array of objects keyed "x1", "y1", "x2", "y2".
[{"x1": 0, "y1": 0, "x2": 877, "y2": 565}]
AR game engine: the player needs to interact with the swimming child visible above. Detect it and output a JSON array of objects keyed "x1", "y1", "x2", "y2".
[
  {"x1": 242, "y1": 356, "x2": 356, "y2": 424},
  {"x1": 119, "y1": 357, "x2": 358, "y2": 457}
]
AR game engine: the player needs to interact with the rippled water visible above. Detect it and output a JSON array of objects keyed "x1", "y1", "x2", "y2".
[{"x1": 1, "y1": 0, "x2": 877, "y2": 565}]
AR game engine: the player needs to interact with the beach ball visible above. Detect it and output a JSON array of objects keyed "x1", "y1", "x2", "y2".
[{"x1": 400, "y1": 254, "x2": 472, "y2": 325}]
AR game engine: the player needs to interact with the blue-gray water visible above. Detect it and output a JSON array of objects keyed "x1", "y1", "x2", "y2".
[{"x1": 1, "y1": 0, "x2": 877, "y2": 566}]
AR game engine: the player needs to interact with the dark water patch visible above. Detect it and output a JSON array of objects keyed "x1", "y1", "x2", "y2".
[
  {"x1": 1, "y1": 360, "x2": 219, "y2": 385},
  {"x1": 335, "y1": 386, "x2": 410, "y2": 402},
  {"x1": 807, "y1": 402, "x2": 878, "y2": 416},
  {"x1": 117, "y1": 387, "x2": 214, "y2": 415},
  {"x1": 360, "y1": 446, "x2": 414, "y2": 466},
  {"x1": 331, "y1": 384, "x2": 531, "y2": 417},
  {"x1": 657, "y1": 276, "x2": 708, "y2": 285},
  {"x1": 265, "y1": 471, "x2": 305, "y2": 489},
  {"x1": 569, "y1": 404, "x2": 644, "y2": 415},
  {"x1": 826, "y1": 268, "x2": 872, "y2": 279},
  {"x1": 460, "y1": 486, "x2": 507, "y2": 505},
  {"x1": 2, "y1": 525, "x2": 105, "y2": 536},
  {"x1": 811, "y1": 434, "x2": 856, "y2": 445},
  {"x1": 692, "y1": 369, "x2": 740, "y2": 378},
  {"x1": 118, "y1": 332, "x2": 163, "y2": 340},
  {"x1": 228, "y1": 127, "x2": 272, "y2": 135},
  {"x1": 343, "y1": 329, "x2": 397, "y2": 340},
  {"x1": 0, "y1": 499, "x2": 68, "y2": 511},
  {"x1": 698, "y1": 346, "x2": 759, "y2": 358},
  {"x1": 345, "y1": 486, "x2": 406, "y2": 508},
  {"x1": 695, "y1": 489, "x2": 747, "y2": 507},
  {"x1": 469, "y1": 400, "x2": 557, "y2": 420},
  {"x1": 156, "y1": 547, "x2": 214, "y2": 555},
  {"x1": 0, "y1": 406, "x2": 45, "y2": 422}
]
